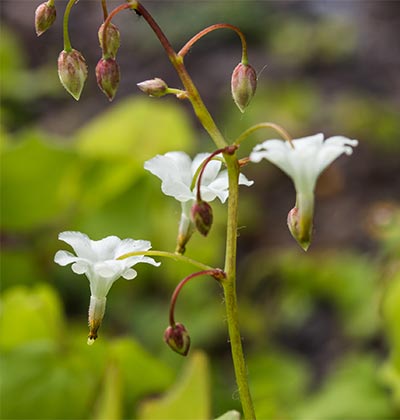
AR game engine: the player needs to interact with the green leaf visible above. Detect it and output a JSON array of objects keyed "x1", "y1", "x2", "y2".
[
  {"x1": 76, "y1": 97, "x2": 195, "y2": 159},
  {"x1": 137, "y1": 350, "x2": 211, "y2": 420},
  {"x1": 0, "y1": 284, "x2": 64, "y2": 350},
  {"x1": 0, "y1": 132, "x2": 76, "y2": 231}
]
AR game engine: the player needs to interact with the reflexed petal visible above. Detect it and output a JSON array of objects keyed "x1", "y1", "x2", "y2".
[
  {"x1": 115, "y1": 238, "x2": 151, "y2": 258},
  {"x1": 121, "y1": 268, "x2": 137, "y2": 280},
  {"x1": 54, "y1": 250, "x2": 79, "y2": 266},
  {"x1": 140, "y1": 256, "x2": 161, "y2": 267},
  {"x1": 71, "y1": 260, "x2": 90, "y2": 274}
]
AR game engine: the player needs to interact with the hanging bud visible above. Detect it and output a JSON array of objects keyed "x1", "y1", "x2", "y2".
[
  {"x1": 287, "y1": 195, "x2": 313, "y2": 251},
  {"x1": 98, "y1": 22, "x2": 120, "y2": 58},
  {"x1": 87, "y1": 296, "x2": 106, "y2": 345},
  {"x1": 231, "y1": 62, "x2": 257, "y2": 113},
  {"x1": 35, "y1": 1, "x2": 56, "y2": 36},
  {"x1": 191, "y1": 200, "x2": 213, "y2": 237},
  {"x1": 164, "y1": 323, "x2": 191, "y2": 356},
  {"x1": 57, "y1": 49, "x2": 88, "y2": 100},
  {"x1": 137, "y1": 78, "x2": 168, "y2": 97},
  {"x1": 96, "y1": 57, "x2": 120, "y2": 101}
]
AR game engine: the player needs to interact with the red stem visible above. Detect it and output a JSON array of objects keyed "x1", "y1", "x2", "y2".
[
  {"x1": 169, "y1": 269, "x2": 225, "y2": 326},
  {"x1": 178, "y1": 23, "x2": 248, "y2": 63},
  {"x1": 196, "y1": 146, "x2": 238, "y2": 202},
  {"x1": 102, "y1": 3, "x2": 130, "y2": 57}
]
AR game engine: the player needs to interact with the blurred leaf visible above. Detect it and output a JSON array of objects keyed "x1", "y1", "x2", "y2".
[
  {"x1": 137, "y1": 350, "x2": 211, "y2": 420},
  {"x1": 0, "y1": 132, "x2": 76, "y2": 231},
  {"x1": 73, "y1": 97, "x2": 195, "y2": 212},
  {"x1": 248, "y1": 350, "x2": 310, "y2": 419},
  {"x1": 293, "y1": 356, "x2": 394, "y2": 420},
  {"x1": 109, "y1": 337, "x2": 175, "y2": 412},
  {"x1": 93, "y1": 362, "x2": 123, "y2": 420},
  {"x1": 0, "y1": 284, "x2": 64, "y2": 350},
  {"x1": 214, "y1": 410, "x2": 241, "y2": 420}
]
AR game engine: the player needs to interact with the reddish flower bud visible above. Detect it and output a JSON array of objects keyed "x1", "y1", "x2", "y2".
[
  {"x1": 164, "y1": 323, "x2": 191, "y2": 356},
  {"x1": 231, "y1": 62, "x2": 257, "y2": 113},
  {"x1": 98, "y1": 22, "x2": 120, "y2": 58},
  {"x1": 57, "y1": 49, "x2": 88, "y2": 100},
  {"x1": 137, "y1": 78, "x2": 168, "y2": 97},
  {"x1": 35, "y1": 1, "x2": 56, "y2": 36},
  {"x1": 190, "y1": 200, "x2": 213, "y2": 237},
  {"x1": 96, "y1": 57, "x2": 120, "y2": 101}
]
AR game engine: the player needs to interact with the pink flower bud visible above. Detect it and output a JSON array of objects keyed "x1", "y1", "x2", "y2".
[
  {"x1": 191, "y1": 201, "x2": 213, "y2": 237},
  {"x1": 35, "y1": 1, "x2": 56, "y2": 37},
  {"x1": 231, "y1": 62, "x2": 257, "y2": 113},
  {"x1": 57, "y1": 49, "x2": 88, "y2": 100},
  {"x1": 95, "y1": 57, "x2": 120, "y2": 101},
  {"x1": 164, "y1": 323, "x2": 191, "y2": 356},
  {"x1": 98, "y1": 22, "x2": 120, "y2": 58},
  {"x1": 137, "y1": 78, "x2": 168, "y2": 97}
]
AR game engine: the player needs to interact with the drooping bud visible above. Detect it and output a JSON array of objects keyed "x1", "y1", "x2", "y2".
[
  {"x1": 34, "y1": 1, "x2": 56, "y2": 36},
  {"x1": 137, "y1": 78, "x2": 168, "y2": 97},
  {"x1": 87, "y1": 296, "x2": 106, "y2": 345},
  {"x1": 190, "y1": 200, "x2": 213, "y2": 237},
  {"x1": 98, "y1": 22, "x2": 120, "y2": 58},
  {"x1": 57, "y1": 49, "x2": 88, "y2": 100},
  {"x1": 231, "y1": 62, "x2": 257, "y2": 113},
  {"x1": 164, "y1": 323, "x2": 191, "y2": 356},
  {"x1": 287, "y1": 206, "x2": 312, "y2": 251},
  {"x1": 96, "y1": 57, "x2": 120, "y2": 101}
]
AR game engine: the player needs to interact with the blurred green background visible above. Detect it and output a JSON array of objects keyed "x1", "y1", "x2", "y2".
[{"x1": 1, "y1": 1, "x2": 400, "y2": 419}]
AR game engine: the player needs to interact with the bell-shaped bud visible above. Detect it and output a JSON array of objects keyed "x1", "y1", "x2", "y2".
[
  {"x1": 164, "y1": 323, "x2": 191, "y2": 356},
  {"x1": 96, "y1": 57, "x2": 120, "y2": 101},
  {"x1": 231, "y1": 62, "x2": 257, "y2": 113},
  {"x1": 87, "y1": 296, "x2": 106, "y2": 345},
  {"x1": 35, "y1": 1, "x2": 56, "y2": 36},
  {"x1": 137, "y1": 78, "x2": 168, "y2": 97},
  {"x1": 57, "y1": 49, "x2": 88, "y2": 100},
  {"x1": 287, "y1": 193, "x2": 314, "y2": 251},
  {"x1": 191, "y1": 200, "x2": 213, "y2": 237},
  {"x1": 98, "y1": 22, "x2": 120, "y2": 58}
]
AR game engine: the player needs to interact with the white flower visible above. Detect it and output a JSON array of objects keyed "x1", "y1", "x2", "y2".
[
  {"x1": 54, "y1": 231, "x2": 160, "y2": 343},
  {"x1": 144, "y1": 151, "x2": 253, "y2": 253},
  {"x1": 250, "y1": 133, "x2": 358, "y2": 250},
  {"x1": 144, "y1": 151, "x2": 253, "y2": 203}
]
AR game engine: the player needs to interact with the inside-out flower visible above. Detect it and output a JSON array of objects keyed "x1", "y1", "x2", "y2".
[
  {"x1": 144, "y1": 151, "x2": 253, "y2": 252},
  {"x1": 54, "y1": 231, "x2": 160, "y2": 344},
  {"x1": 250, "y1": 133, "x2": 358, "y2": 250}
]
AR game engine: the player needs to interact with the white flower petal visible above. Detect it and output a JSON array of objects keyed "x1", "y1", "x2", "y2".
[
  {"x1": 58, "y1": 231, "x2": 94, "y2": 259},
  {"x1": 122, "y1": 268, "x2": 137, "y2": 280},
  {"x1": 54, "y1": 250, "x2": 79, "y2": 266},
  {"x1": 71, "y1": 261, "x2": 90, "y2": 275}
]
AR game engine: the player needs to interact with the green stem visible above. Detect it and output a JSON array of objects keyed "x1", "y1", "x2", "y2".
[
  {"x1": 62, "y1": 0, "x2": 76, "y2": 52},
  {"x1": 235, "y1": 122, "x2": 294, "y2": 149},
  {"x1": 132, "y1": 3, "x2": 256, "y2": 417},
  {"x1": 117, "y1": 250, "x2": 213, "y2": 272},
  {"x1": 134, "y1": 2, "x2": 227, "y2": 149},
  {"x1": 222, "y1": 154, "x2": 256, "y2": 420}
]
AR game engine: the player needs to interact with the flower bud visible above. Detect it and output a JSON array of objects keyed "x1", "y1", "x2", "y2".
[
  {"x1": 287, "y1": 206, "x2": 312, "y2": 251},
  {"x1": 96, "y1": 57, "x2": 120, "y2": 101},
  {"x1": 191, "y1": 200, "x2": 213, "y2": 237},
  {"x1": 164, "y1": 323, "x2": 191, "y2": 356},
  {"x1": 35, "y1": 1, "x2": 56, "y2": 36},
  {"x1": 137, "y1": 78, "x2": 168, "y2": 97},
  {"x1": 57, "y1": 49, "x2": 88, "y2": 100},
  {"x1": 231, "y1": 62, "x2": 257, "y2": 113},
  {"x1": 98, "y1": 22, "x2": 120, "y2": 58}
]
